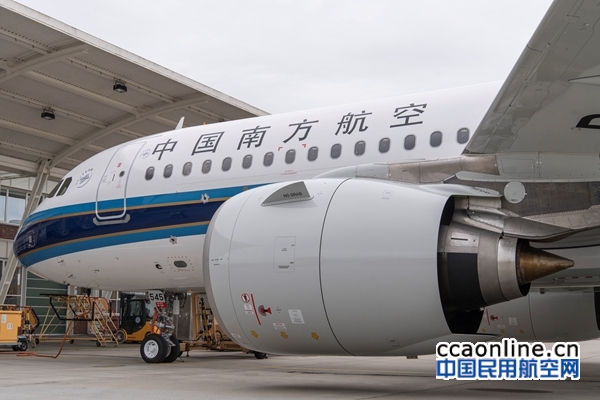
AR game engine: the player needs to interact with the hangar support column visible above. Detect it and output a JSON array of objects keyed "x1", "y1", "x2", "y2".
[{"x1": 0, "y1": 159, "x2": 50, "y2": 304}]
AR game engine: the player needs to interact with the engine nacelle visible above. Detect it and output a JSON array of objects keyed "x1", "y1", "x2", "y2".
[
  {"x1": 479, "y1": 290, "x2": 600, "y2": 342},
  {"x1": 204, "y1": 178, "x2": 571, "y2": 356}
]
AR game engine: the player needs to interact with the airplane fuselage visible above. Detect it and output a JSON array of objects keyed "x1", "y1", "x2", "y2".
[{"x1": 15, "y1": 83, "x2": 497, "y2": 291}]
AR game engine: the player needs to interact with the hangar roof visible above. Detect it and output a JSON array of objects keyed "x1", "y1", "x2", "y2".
[{"x1": 0, "y1": 0, "x2": 268, "y2": 181}]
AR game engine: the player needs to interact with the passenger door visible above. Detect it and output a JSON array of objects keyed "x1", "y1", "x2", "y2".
[{"x1": 95, "y1": 142, "x2": 145, "y2": 222}]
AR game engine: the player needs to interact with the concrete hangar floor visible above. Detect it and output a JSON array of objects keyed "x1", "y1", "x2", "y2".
[{"x1": 0, "y1": 339, "x2": 600, "y2": 399}]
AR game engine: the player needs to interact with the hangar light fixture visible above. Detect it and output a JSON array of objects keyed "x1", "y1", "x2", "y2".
[
  {"x1": 41, "y1": 107, "x2": 55, "y2": 120},
  {"x1": 113, "y1": 80, "x2": 127, "y2": 93}
]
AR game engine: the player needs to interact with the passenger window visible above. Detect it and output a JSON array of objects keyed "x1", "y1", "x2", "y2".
[
  {"x1": 56, "y1": 177, "x2": 72, "y2": 196},
  {"x1": 145, "y1": 167, "x2": 155, "y2": 180},
  {"x1": 242, "y1": 155, "x2": 252, "y2": 169},
  {"x1": 182, "y1": 162, "x2": 192, "y2": 176},
  {"x1": 354, "y1": 141, "x2": 366, "y2": 156},
  {"x1": 379, "y1": 138, "x2": 390, "y2": 153},
  {"x1": 202, "y1": 160, "x2": 212, "y2": 174},
  {"x1": 404, "y1": 135, "x2": 416, "y2": 150},
  {"x1": 285, "y1": 149, "x2": 296, "y2": 164},
  {"x1": 308, "y1": 147, "x2": 318, "y2": 161},
  {"x1": 222, "y1": 157, "x2": 232, "y2": 172},
  {"x1": 430, "y1": 131, "x2": 442, "y2": 147},
  {"x1": 164, "y1": 164, "x2": 173, "y2": 178},
  {"x1": 48, "y1": 179, "x2": 63, "y2": 198},
  {"x1": 457, "y1": 128, "x2": 470, "y2": 144},
  {"x1": 264, "y1": 152, "x2": 274, "y2": 167},
  {"x1": 331, "y1": 144, "x2": 342, "y2": 159}
]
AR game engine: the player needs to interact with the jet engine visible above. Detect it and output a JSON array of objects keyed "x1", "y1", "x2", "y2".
[
  {"x1": 203, "y1": 178, "x2": 573, "y2": 356},
  {"x1": 479, "y1": 290, "x2": 600, "y2": 342}
]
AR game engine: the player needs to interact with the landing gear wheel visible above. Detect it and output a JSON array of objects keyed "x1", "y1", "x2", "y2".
[
  {"x1": 162, "y1": 335, "x2": 180, "y2": 363},
  {"x1": 140, "y1": 333, "x2": 168, "y2": 363},
  {"x1": 12, "y1": 340, "x2": 28, "y2": 352},
  {"x1": 253, "y1": 351, "x2": 268, "y2": 359},
  {"x1": 116, "y1": 329, "x2": 126, "y2": 344}
]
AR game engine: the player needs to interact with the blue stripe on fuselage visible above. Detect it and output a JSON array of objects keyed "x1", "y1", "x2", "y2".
[
  {"x1": 15, "y1": 184, "x2": 264, "y2": 267},
  {"x1": 17, "y1": 223, "x2": 209, "y2": 267},
  {"x1": 20, "y1": 185, "x2": 260, "y2": 229}
]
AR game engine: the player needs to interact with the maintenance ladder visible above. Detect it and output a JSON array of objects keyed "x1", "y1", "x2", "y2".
[{"x1": 37, "y1": 294, "x2": 119, "y2": 346}]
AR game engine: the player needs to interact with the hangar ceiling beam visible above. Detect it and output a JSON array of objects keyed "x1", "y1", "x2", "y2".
[
  {"x1": 49, "y1": 94, "x2": 209, "y2": 168},
  {"x1": 0, "y1": 1, "x2": 266, "y2": 188},
  {"x1": 0, "y1": 44, "x2": 88, "y2": 85},
  {"x1": 66, "y1": 58, "x2": 179, "y2": 104},
  {"x1": 0, "y1": 118, "x2": 105, "y2": 154},
  {"x1": 117, "y1": 129, "x2": 144, "y2": 140},
  {"x1": 24, "y1": 71, "x2": 139, "y2": 114},
  {"x1": 0, "y1": 154, "x2": 68, "y2": 179},
  {"x1": 0, "y1": 88, "x2": 144, "y2": 156},
  {"x1": 149, "y1": 115, "x2": 184, "y2": 129},
  {"x1": 0, "y1": 89, "x2": 107, "y2": 129},
  {"x1": 188, "y1": 105, "x2": 227, "y2": 122},
  {"x1": 0, "y1": 25, "x2": 51, "y2": 54},
  {"x1": 0, "y1": 88, "x2": 145, "y2": 141},
  {"x1": 0, "y1": 141, "x2": 78, "y2": 166}
]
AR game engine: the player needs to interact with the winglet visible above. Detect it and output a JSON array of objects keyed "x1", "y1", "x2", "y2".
[{"x1": 175, "y1": 117, "x2": 185, "y2": 130}]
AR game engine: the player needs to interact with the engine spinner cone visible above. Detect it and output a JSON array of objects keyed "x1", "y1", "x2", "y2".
[{"x1": 516, "y1": 244, "x2": 574, "y2": 285}]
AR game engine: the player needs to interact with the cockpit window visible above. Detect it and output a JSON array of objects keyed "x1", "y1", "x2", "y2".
[
  {"x1": 47, "y1": 179, "x2": 63, "y2": 198},
  {"x1": 56, "y1": 177, "x2": 72, "y2": 196}
]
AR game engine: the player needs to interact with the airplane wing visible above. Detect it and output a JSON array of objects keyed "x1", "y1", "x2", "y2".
[{"x1": 465, "y1": 0, "x2": 600, "y2": 154}]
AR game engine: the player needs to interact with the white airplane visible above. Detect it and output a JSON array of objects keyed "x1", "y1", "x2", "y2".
[{"x1": 13, "y1": 0, "x2": 600, "y2": 363}]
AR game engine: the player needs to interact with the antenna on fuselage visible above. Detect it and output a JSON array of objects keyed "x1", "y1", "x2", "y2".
[{"x1": 175, "y1": 117, "x2": 185, "y2": 130}]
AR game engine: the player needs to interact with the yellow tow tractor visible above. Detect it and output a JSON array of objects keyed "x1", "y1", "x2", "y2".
[{"x1": 115, "y1": 294, "x2": 158, "y2": 344}]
